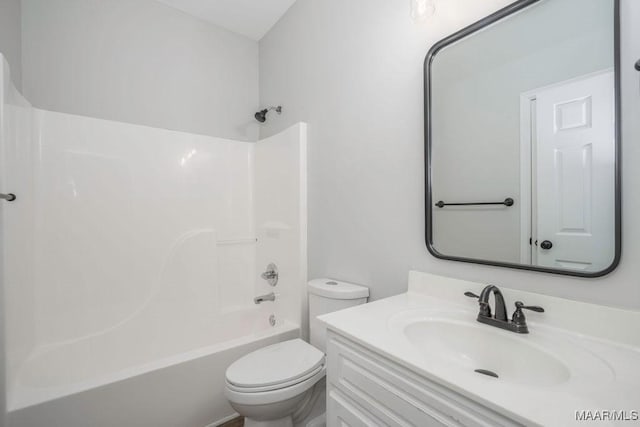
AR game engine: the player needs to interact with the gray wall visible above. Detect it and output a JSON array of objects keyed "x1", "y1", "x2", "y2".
[
  {"x1": 259, "y1": 0, "x2": 640, "y2": 309},
  {"x1": 0, "y1": 0, "x2": 21, "y2": 90},
  {"x1": 21, "y1": 0, "x2": 260, "y2": 141}
]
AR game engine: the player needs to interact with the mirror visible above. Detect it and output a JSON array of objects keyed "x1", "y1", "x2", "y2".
[{"x1": 425, "y1": 0, "x2": 620, "y2": 277}]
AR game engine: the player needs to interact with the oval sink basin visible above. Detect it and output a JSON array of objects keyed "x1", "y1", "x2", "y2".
[{"x1": 401, "y1": 318, "x2": 571, "y2": 387}]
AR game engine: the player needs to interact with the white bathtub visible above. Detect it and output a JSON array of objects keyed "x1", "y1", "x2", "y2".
[{"x1": 8, "y1": 319, "x2": 299, "y2": 427}]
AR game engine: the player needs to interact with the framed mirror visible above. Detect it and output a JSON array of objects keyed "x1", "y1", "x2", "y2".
[{"x1": 425, "y1": 0, "x2": 620, "y2": 277}]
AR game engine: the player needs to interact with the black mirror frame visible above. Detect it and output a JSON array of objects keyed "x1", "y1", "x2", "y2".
[{"x1": 424, "y1": 0, "x2": 621, "y2": 278}]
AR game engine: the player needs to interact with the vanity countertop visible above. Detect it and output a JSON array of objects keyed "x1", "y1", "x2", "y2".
[{"x1": 319, "y1": 272, "x2": 640, "y2": 427}]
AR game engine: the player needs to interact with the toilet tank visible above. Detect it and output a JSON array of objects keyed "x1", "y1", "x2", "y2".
[{"x1": 308, "y1": 278, "x2": 369, "y2": 353}]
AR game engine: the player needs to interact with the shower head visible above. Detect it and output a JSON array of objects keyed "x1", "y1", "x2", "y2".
[
  {"x1": 254, "y1": 109, "x2": 268, "y2": 123},
  {"x1": 254, "y1": 106, "x2": 282, "y2": 123}
]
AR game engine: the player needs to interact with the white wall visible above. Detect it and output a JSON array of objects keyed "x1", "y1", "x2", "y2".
[
  {"x1": 0, "y1": 0, "x2": 21, "y2": 90},
  {"x1": 259, "y1": 0, "x2": 640, "y2": 310},
  {"x1": 21, "y1": 0, "x2": 260, "y2": 141}
]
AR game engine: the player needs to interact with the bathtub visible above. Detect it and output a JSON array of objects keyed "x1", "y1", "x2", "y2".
[{"x1": 8, "y1": 318, "x2": 299, "y2": 427}]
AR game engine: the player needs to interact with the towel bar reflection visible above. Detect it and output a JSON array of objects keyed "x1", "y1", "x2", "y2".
[
  {"x1": 0, "y1": 193, "x2": 16, "y2": 202},
  {"x1": 435, "y1": 198, "x2": 514, "y2": 208}
]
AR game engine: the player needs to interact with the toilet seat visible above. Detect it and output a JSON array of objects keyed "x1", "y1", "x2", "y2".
[
  {"x1": 226, "y1": 364, "x2": 325, "y2": 393},
  {"x1": 225, "y1": 364, "x2": 326, "y2": 406},
  {"x1": 224, "y1": 339, "x2": 326, "y2": 406},
  {"x1": 226, "y1": 339, "x2": 324, "y2": 390}
]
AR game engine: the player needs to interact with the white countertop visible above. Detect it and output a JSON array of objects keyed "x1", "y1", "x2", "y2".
[{"x1": 319, "y1": 272, "x2": 640, "y2": 427}]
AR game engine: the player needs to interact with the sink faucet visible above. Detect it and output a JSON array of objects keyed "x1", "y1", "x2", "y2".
[
  {"x1": 465, "y1": 285, "x2": 544, "y2": 334},
  {"x1": 479, "y1": 285, "x2": 508, "y2": 322},
  {"x1": 254, "y1": 292, "x2": 276, "y2": 304}
]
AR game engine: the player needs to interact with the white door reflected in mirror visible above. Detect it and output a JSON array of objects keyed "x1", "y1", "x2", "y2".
[{"x1": 521, "y1": 71, "x2": 615, "y2": 272}]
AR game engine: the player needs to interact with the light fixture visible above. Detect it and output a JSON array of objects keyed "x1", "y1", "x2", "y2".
[{"x1": 410, "y1": 0, "x2": 436, "y2": 23}]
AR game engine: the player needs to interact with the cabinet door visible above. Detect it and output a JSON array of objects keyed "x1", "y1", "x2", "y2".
[
  {"x1": 327, "y1": 389, "x2": 391, "y2": 427},
  {"x1": 326, "y1": 332, "x2": 522, "y2": 427}
]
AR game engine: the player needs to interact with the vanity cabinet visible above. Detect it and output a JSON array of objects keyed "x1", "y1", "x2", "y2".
[{"x1": 326, "y1": 330, "x2": 522, "y2": 427}]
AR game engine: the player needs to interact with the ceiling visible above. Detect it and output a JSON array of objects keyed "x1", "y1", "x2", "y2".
[{"x1": 155, "y1": 0, "x2": 298, "y2": 41}]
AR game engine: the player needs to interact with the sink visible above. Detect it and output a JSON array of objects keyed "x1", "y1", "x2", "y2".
[
  {"x1": 402, "y1": 319, "x2": 570, "y2": 386},
  {"x1": 387, "y1": 309, "x2": 613, "y2": 388}
]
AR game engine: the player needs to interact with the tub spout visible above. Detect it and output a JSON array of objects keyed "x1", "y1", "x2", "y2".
[{"x1": 254, "y1": 292, "x2": 276, "y2": 304}]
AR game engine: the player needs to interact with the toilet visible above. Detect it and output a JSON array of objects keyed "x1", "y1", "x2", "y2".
[{"x1": 224, "y1": 278, "x2": 369, "y2": 427}]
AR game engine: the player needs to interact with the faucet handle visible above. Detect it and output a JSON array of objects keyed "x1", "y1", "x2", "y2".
[
  {"x1": 514, "y1": 301, "x2": 544, "y2": 313},
  {"x1": 465, "y1": 291, "x2": 491, "y2": 318},
  {"x1": 260, "y1": 263, "x2": 279, "y2": 287},
  {"x1": 512, "y1": 301, "x2": 544, "y2": 330}
]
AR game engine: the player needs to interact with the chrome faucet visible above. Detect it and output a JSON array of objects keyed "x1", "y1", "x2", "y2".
[
  {"x1": 465, "y1": 285, "x2": 544, "y2": 334},
  {"x1": 254, "y1": 292, "x2": 276, "y2": 304}
]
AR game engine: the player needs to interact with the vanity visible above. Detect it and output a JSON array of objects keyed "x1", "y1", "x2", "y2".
[{"x1": 319, "y1": 272, "x2": 640, "y2": 426}]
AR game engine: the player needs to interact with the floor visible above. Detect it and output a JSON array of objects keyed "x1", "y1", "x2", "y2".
[{"x1": 220, "y1": 416, "x2": 244, "y2": 427}]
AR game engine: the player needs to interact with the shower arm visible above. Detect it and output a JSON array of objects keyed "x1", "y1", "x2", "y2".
[{"x1": 254, "y1": 105, "x2": 282, "y2": 123}]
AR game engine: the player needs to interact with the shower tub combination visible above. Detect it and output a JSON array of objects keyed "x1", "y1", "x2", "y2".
[{"x1": 0, "y1": 56, "x2": 307, "y2": 427}]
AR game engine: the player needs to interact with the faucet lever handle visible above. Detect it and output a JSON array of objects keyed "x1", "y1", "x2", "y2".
[
  {"x1": 514, "y1": 301, "x2": 544, "y2": 313},
  {"x1": 466, "y1": 291, "x2": 491, "y2": 318}
]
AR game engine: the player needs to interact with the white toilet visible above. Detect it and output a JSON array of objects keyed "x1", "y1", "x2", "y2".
[{"x1": 224, "y1": 278, "x2": 369, "y2": 427}]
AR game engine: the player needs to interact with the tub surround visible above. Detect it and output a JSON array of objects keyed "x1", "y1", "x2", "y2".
[
  {"x1": 0, "y1": 55, "x2": 308, "y2": 427},
  {"x1": 319, "y1": 271, "x2": 640, "y2": 426}
]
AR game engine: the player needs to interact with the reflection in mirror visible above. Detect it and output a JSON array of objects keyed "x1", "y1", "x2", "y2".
[{"x1": 426, "y1": 0, "x2": 619, "y2": 276}]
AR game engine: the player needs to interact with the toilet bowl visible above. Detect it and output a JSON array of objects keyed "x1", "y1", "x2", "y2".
[
  {"x1": 224, "y1": 339, "x2": 325, "y2": 426},
  {"x1": 224, "y1": 279, "x2": 369, "y2": 427}
]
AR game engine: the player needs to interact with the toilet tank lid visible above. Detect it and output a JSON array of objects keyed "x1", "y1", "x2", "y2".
[{"x1": 308, "y1": 278, "x2": 369, "y2": 300}]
